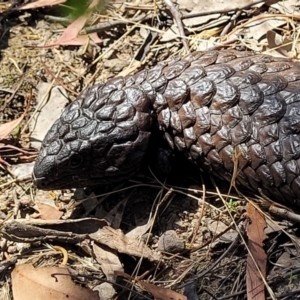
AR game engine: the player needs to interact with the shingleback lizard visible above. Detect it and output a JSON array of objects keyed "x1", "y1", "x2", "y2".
[{"x1": 32, "y1": 49, "x2": 300, "y2": 207}]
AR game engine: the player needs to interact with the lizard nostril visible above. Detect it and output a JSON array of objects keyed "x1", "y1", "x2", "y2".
[{"x1": 33, "y1": 177, "x2": 48, "y2": 189}]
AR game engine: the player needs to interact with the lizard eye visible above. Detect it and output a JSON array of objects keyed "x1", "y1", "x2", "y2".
[{"x1": 69, "y1": 154, "x2": 83, "y2": 169}]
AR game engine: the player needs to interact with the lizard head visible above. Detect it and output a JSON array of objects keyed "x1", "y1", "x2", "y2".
[{"x1": 33, "y1": 85, "x2": 152, "y2": 190}]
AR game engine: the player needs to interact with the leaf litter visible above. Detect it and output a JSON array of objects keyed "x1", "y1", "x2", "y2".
[
  {"x1": 11, "y1": 264, "x2": 99, "y2": 300},
  {"x1": 1, "y1": 0, "x2": 300, "y2": 299}
]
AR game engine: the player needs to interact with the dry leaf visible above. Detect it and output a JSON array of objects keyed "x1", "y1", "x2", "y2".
[
  {"x1": 0, "y1": 97, "x2": 31, "y2": 140},
  {"x1": 89, "y1": 226, "x2": 161, "y2": 262},
  {"x1": 105, "y1": 197, "x2": 128, "y2": 228},
  {"x1": 44, "y1": 0, "x2": 102, "y2": 47},
  {"x1": 12, "y1": 264, "x2": 98, "y2": 300},
  {"x1": 140, "y1": 280, "x2": 187, "y2": 300},
  {"x1": 126, "y1": 215, "x2": 154, "y2": 240},
  {"x1": 38, "y1": 202, "x2": 64, "y2": 220},
  {"x1": 246, "y1": 203, "x2": 267, "y2": 300},
  {"x1": 0, "y1": 117, "x2": 23, "y2": 140},
  {"x1": 18, "y1": 0, "x2": 67, "y2": 9},
  {"x1": 115, "y1": 271, "x2": 187, "y2": 300},
  {"x1": 93, "y1": 243, "x2": 123, "y2": 281},
  {"x1": 243, "y1": 18, "x2": 287, "y2": 45},
  {"x1": 181, "y1": 0, "x2": 253, "y2": 29},
  {"x1": 266, "y1": 30, "x2": 293, "y2": 57},
  {"x1": 53, "y1": 32, "x2": 102, "y2": 46}
]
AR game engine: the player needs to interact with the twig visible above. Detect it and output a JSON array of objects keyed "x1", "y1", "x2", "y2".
[
  {"x1": 181, "y1": 0, "x2": 265, "y2": 20},
  {"x1": 221, "y1": 10, "x2": 242, "y2": 36},
  {"x1": 269, "y1": 205, "x2": 300, "y2": 223},
  {"x1": 81, "y1": 13, "x2": 150, "y2": 35},
  {"x1": 163, "y1": 0, "x2": 190, "y2": 53}
]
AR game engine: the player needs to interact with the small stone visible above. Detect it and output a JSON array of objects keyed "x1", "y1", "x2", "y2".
[
  {"x1": 157, "y1": 230, "x2": 185, "y2": 253},
  {"x1": 7, "y1": 246, "x2": 17, "y2": 254},
  {"x1": 94, "y1": 282, "x2": 116, "y2": 299}
]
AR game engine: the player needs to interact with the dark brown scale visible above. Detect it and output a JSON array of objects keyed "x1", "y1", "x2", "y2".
[{"x1": 33, "y1": 49, "x2": 300, "y2": 207}]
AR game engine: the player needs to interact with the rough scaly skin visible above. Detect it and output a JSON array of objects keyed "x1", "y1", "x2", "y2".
[{"x1": 33, "y1": 49, "x2": 300, "y2": 206}]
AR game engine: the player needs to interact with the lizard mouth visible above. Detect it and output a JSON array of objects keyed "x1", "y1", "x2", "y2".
[{"x1": 32, "y1": 171, "x2": 106, "y2": 190}]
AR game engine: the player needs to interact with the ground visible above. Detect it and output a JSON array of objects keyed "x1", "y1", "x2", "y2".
[{"x1": 1, "y1": 0, "x2": 300, "y2": 299}]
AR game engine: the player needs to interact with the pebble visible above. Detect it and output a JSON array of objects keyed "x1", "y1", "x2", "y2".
[{"x1": 157, "y1": 230, "x2": 185, "y2": 253}]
